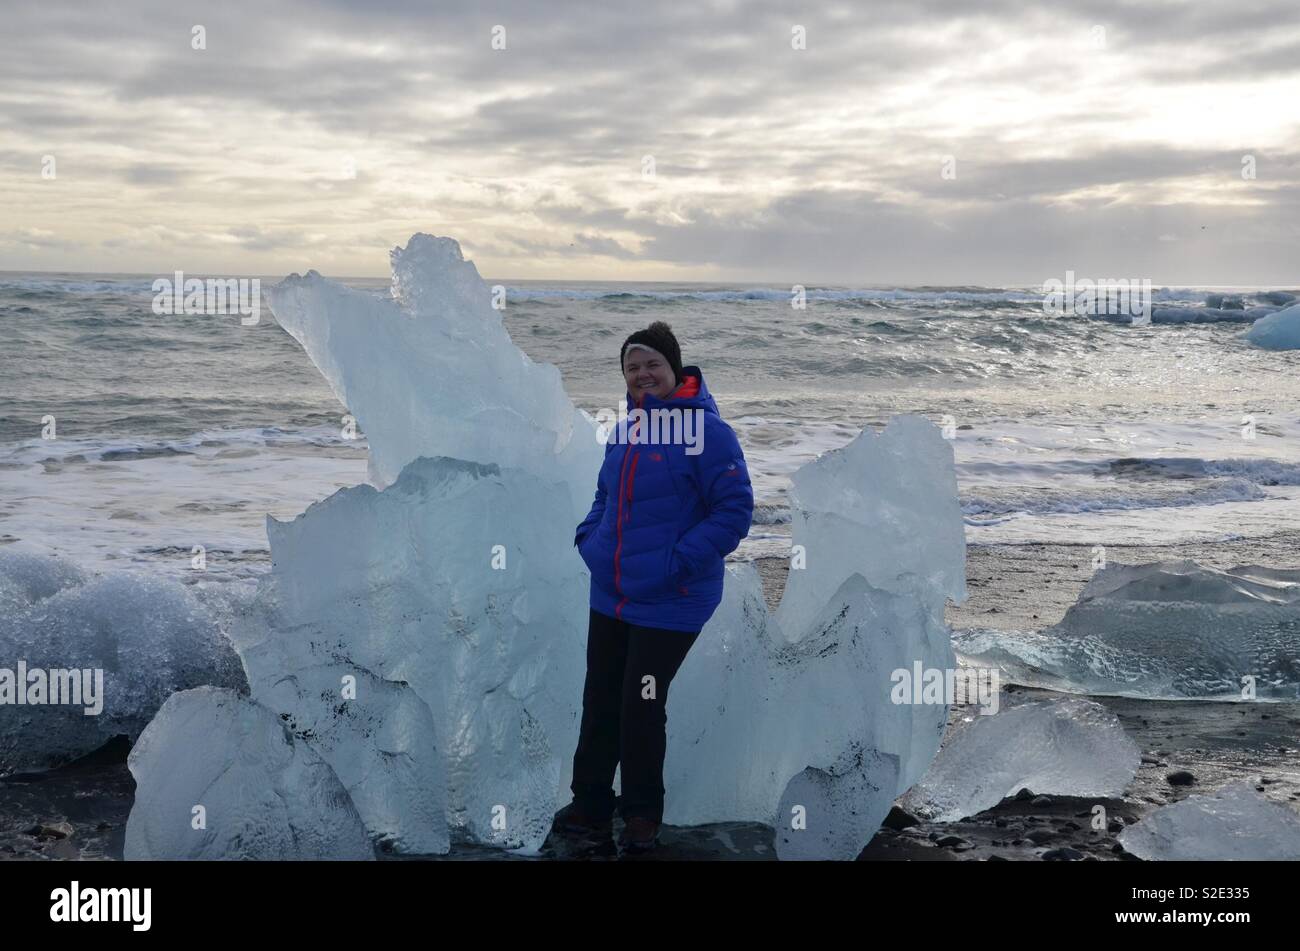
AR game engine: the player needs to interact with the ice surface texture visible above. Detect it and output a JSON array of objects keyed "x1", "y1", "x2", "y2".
[
  {"x1": 953, "y1": 560, "x2": 1300, "y2": 700},
  {"x1": 232, "y1": 456, "x2": 579, "y2": 854},
  {"x1": 0, "y1": 549, "x2": 246, "y2": 776},
  {"x1": 1119, "y1": 782, "x2": 1300, "y2": 860},
  {"x1": 125, "y1": 687, "x2": 373, "y2": 860},
  {"x1": 903, "y1": 698, "x2": 1139, "y2": 822},
  {"x1": 129, "y1": 235, "x2": 966, "y2": 859}
]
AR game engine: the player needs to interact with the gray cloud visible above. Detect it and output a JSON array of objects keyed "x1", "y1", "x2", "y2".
[{"x1": 0, "y1": 0, "x2": 1297, "y2": 281}]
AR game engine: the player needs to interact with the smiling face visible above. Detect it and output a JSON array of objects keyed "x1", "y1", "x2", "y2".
[{"x1": 622, "y1": 346, "x2": 677, "y2": 402}]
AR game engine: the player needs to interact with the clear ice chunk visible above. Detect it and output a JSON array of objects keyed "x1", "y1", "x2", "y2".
[
  {"x1": 0, "y1": 549, "x2": 245, "y2": 776},
  {"x1": 1119, "y1": 782, "x2": 1300, "y2": 860},
  {"x1": 903, "y1": 698, "x2": 1139, "y2": 821},
  {"x1": 953, "y1": 561, "x2": 1300, "y2": 700}
]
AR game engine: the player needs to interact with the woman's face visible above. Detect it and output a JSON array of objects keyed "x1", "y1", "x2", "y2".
[{"x1": 622, "y1": 348, "x2": 677, "y2": 402}]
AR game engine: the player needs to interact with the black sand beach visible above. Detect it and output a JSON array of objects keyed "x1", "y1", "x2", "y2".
[{"x1": 5, "y1": 537, "x2": 1299, "y2": 861}]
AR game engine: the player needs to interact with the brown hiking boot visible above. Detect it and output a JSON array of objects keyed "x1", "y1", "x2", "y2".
[
  {"x1": 618, "y1": 816, "x2": 660, "y2": 853},
  {"x1": 552, "y1": 800, "x2": 613, "y2": 836}
]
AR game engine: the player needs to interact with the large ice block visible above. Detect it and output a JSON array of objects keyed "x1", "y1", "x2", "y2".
[
  {"x1": 124, "y1": 687, "x2": 374, "y2": 860},
  {"x1": 231, "y1": 456, "x2": 585, "y2": 853}
]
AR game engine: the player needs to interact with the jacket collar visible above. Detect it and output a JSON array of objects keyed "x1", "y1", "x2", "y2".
[{"x1": 627, "y1": 365, "x2": 707, "y2": 411}]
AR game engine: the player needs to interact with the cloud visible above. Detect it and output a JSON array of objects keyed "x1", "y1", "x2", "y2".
[
  {"x1": 0, "y1": 0, "x2": 1297, "y2": 280},
  {"x1": 121, "y1": 164, "x2": 194, "y2": 186},
  {"x1": 572, "y1": 232, "x2": 639, "y2": 259}
]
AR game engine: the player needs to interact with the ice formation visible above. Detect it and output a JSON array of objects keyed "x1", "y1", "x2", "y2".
[
  {"x1": 1151, "y1": 306, "x2": 1277, "y2": 324},
  {"x1": 223, "y1": 433, "x2": 961, "y2": 857},
  {"x1": 666, "y1": 478, "x2": 963, "y2": 830},
  {"x1": 1118, "y1": 782, "x2": 1300, "y2": 860},
  {"x1": 230, "y1": 456, "x2": 580, "y2": 854},
  {"x1": 1244, "y1": 302, "x2": 1300, "y2": 349},
  {"x1": 128, "y1": 235, "x2": 966, "y2": 860},
  {"x1": 902, "y1": 698, "x2": 1139, "y2": 821},
  {"x1": 267, "y1": 235, "x2": 602, "y2": 515},
  {"x1": 953, "y1": 561, "x2": 1300, "y2": 700},
  {"x1": 774, "y1": 412, "x2": 967, "y2": 635},
  {"x1": 124, "y1": 687, "x2": 374, "y2": 860},
  {"x1": 0, "y1": 548, "x2": 245, "y2": 776}
]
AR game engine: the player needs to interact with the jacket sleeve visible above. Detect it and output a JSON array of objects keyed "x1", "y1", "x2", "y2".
[
  {"x1": 671, "y1": 417, "x2": 754, "y2": 580},
  {"x1": 575, "y1": 442, "x2": 613, "y2": 547}
]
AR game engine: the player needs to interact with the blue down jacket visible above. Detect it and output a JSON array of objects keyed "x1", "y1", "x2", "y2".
[{"x1": 574, "y1": 365, "x2": 754, "y2": 632}]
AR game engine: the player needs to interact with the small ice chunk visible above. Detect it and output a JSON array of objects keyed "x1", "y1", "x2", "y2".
[
  {"x1": 1119, "y1": 783, "x2": 1300, "y2": 860},
  {"x1": 904, "y1": 698, "x2": 1139, "y2": 821},
  {"x1": 0, "y1": 548, "x2": 85, "y2": 612},
  {"x1": 125, "y1": 687, "x2": 374, "y2": 860},
  {"x1": 1151, "y1": 307, "x2": 1256, "y2": 324},
  {"x1": 774, "y1": 749, "x2": 899, "y2": 861},
  {"x1": 1205, "y1": 294, "x2": 1244, "y2": 310},
  {"x1": 0, "y1": 551, "x2": 245, "y2": 776},
  {"x1": 1245, "y1": 302, "x2": 1300, "y2": 349},
  {"x1": 953, "y1": 560, "x2": 1300, "y2": 699}
]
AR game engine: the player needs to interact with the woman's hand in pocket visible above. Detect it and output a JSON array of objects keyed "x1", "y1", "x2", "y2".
[{"x1": 668, "y1": 545, "x2": 692, "y2": 585}]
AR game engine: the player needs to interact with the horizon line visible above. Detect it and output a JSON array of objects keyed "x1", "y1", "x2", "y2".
[{"x1": 0, "y1": 268, "x2": 1296, "y2": 291}]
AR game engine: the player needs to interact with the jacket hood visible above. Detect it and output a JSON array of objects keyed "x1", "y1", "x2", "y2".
[{"x1": 625, "y1": 364, "x2": 719, "y2": 417}]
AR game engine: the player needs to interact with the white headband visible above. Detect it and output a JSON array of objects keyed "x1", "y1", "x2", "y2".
[{"x1": 623, "y1": 343, "x2": 666, "y2": 362}]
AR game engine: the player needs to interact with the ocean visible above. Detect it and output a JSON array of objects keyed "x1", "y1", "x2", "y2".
[{"x1": 3, "y1": 273, "x2": 1299, "y2": 583}]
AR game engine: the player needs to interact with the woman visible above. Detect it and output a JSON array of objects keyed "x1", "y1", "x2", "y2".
[{"x1": 555, "y1": 321, "x2": 754, "y2": 853}]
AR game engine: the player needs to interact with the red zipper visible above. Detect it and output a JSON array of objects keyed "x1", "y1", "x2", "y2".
[{"x1": 613, "y1": 397, "x2": 645, "y2": 619}]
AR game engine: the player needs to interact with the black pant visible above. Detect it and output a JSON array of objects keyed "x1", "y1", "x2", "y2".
[{"x1": 570, "y1": 608, "x2": 700, "y2": 825}]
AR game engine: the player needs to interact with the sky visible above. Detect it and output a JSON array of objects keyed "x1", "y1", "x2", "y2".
[{"x1": 2, "y1": 0, "x2": 1298, "y2": 284}]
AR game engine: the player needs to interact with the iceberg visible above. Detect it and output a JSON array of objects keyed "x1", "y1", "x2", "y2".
[
  {"x1": 0, "y1": 548, "x2": 245, "y2": 776},
  {"x1": 1244, "y1": 302, "x2": 1300, "y2": 349},
  {"x1": 902, "y1": 698, "x2": 1139, "y2": 822},
  {"x1": 1151, "y1": 305, "x2": 1282, "y2": 324},
  {"x1": 124, "y1": 687, "x2": 374, "y2": 860},
  {"x1": 1118, "y1": 782, "x2": 1300, "y2": 860},
  {"x1": 953, "y1": 560, "x2": 1300, "y2": 700},
  {"x1": 126, "y1": 234, "x2": 966, "y2": 859}
]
